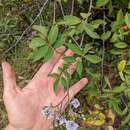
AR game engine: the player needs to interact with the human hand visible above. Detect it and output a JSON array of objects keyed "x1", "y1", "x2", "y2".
[{"x1": 2, "y1": 47, "x2": 88, "y2": 130}]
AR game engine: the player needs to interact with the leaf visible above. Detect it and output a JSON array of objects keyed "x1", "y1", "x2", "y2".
[
  {"x1": 119, "y1": 71, "x2": 125, "y2": 81},
  {"x1": 117, "y1": 10, "x2": 124, "y2": 25},
  {"x1": 84, "y1": 111, "x2": 105, "y2": 126},
  {"x1": 101, "y1": 31, "x2": 111, "y2": 40},
  {"x1": 128, "y1": 2, "x2": 130, "y2": 9},
  {"x1": 48, "y1": 24, "x2": 59, "y2": 44},
  {"x1": 110, "y1": 32, "x2": 120, "y2": 43},
  {"x1": 114, "y1": 42, "x2": 127, "y2": 49},
  {"x1": 54, "y1": 34, "x2": 66, "y2": 48},
  {"x1": 77, "y1": 0, "x2": 84, "y2": 4},
  {"x1": 112, "y1": 85, "x2": 126, "y2": 93},
  {"x1": 125, "y1": 88, "x2": 130, "y2": 98},
  {"x1": 107, "y1": 0, "x2": 113, "y2": 15},
  {"x1": 111, "y1": 10, "x2": 124, "y2": 31},
  {"x1": 125, "y1": 13, "x2": 130, "y2": 29},
  {"x1": 33, "y1": 46, "x2": 48, "y2": 62},
  {"x1": 54, "y1": 79, "x2": 60, "y2": 94},
  {"x1": 61, "y1": 77, "x2": 69, "y2": 91},
  {"x1": 118, "y1": 60, "x2": 127, "y2": 72},
  {"x1": 76, "y1": 60, "x2": 83, "y2": 76},
  {"x1": 64, "y1": 15, "x2": 81, "y2": 26},
  {"x1": 110, "y1": 48, "x2": 123, "y2": 55},
  {"x1": 84, "y1": 23, "x2": 100, "y2": 39},
  {"x1": 85, "y1": 54, "x2": 102, "y2": 64},
  {"x1": 90, "y1": 19, "x2": 105, "y2": 29},
  {"x1": 44, "y1": 47, "x2": 54, "y2": 62},
  {"x1": 80, "y1": 13, "x2": 91, "y2": 20},
  {"x1": 122, "y1": 114, "x2": 130, "y2": 126},
  {"x1": 63, "y1": 56, "x2": 76, "y2": 62},
  {"x1": 30, "y1": 37, "x2": 45, "y2": 50},
  {"x1": 96, "y1": 0, "x2": 109, "y2": 7},
  {"x1": 32, "y1": 25, "x2": 48, "y2": 37},
  {"x1": 67, "y1": 43, "x2": 83, "y2": 55},
  {"x1": 83, "y1": 44, "x2": 93, "y2": 54}
]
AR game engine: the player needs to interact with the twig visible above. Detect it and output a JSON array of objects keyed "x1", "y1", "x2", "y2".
[
  {"x1": 71, "y1": 0, "x2": 75, "y2": 15},
  {"x1": 58, "y1": 1, "x2": 65, "y2": 16},
  {"x1": 2, "y1": 0, "x2": 49, "y2": 56},
  {"x1": 100, "y1": 7, "x2": 106, "y2": 92},
  {"x1": 80, "y1": 34, "x2": 84, "y2": 47},
  {"x1": 53, "y1": 0, "x2": 56, "y2": 24},
  {"x1": 80, "y1": 0, "x2": 93, "y2": 47},
  {"x1": 88, "y1": 0, "x2": 93, "y2": 12}
]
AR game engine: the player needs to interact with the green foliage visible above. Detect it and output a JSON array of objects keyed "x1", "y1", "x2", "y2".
[
  {"x1": 26, "y1": 0, "x2": 130, "y2": 129},
  {"x1": 96, "y1": 0, "x2": 110, "y2": 7},
  {"x1": 85, "y1": 55, "x2": 102, "y2": 64}
]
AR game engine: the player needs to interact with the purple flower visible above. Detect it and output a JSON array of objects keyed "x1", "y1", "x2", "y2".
[
  {"x1": 41, "y1": 106, "x2": 54, "y2": 119},
  {"x1": 65, "y1": 120, "x2": 79, "y2": 130},
  {"x1": 56, "y1": 116, "x2": 67, "y2": 125},
  {"x1": 71, "y1": 98, "x2": 80, "y2": 109}
]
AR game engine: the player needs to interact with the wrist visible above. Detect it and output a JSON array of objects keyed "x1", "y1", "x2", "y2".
[
  {"x1": 5, "y1": 124, "x2": 30, "y2": 130},
  {"x1": 5, "y1": 119, "x2": 53, "y2": 130}
]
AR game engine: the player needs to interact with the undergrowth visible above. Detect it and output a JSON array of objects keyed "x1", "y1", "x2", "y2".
[{"x1": 0, "y1": 0, "x2": 130, "y2": 130}]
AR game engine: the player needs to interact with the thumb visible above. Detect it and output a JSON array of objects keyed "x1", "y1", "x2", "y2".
[{"x1": 2, "y1": 62, "x2": 17, "y2": 96}]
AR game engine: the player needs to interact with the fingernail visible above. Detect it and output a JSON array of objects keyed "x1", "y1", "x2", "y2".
[
  {"x1": 56, "y1": 46, "x2": 66, "y2": 53},
  {"x1": 82, "y1": 78, "x2": 88, "y2": 84},
  {"x1": 1, "y1": 62, "x2": 7, "y2": 70}
]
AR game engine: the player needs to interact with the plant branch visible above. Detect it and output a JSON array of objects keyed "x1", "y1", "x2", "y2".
[{"x1": 2, "y1": 0, "x2": 49, "y2": 57}]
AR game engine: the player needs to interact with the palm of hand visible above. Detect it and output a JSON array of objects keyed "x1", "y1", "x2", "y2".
[{"x1": 2, "y1": 47, "x2": 88, "y2": 130}]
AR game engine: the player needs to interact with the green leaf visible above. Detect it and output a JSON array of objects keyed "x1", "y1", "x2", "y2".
[
  {"x1": 85, "y1": 54, "x2": 102, "y2": 64},
  {"x1": 80, "y1": 13, "x2": 91, "y2": 20},
  {"x1": 84, "y1": 23, "x2": 100, "y2": 39},
  {"x1": 67, "y1": 43, "x2": 83, "y2": 55},
  {"x1": 54, "y1": 34, "x2": 66, "y2": 48},
  {"x1": 64, "y1": 15, "x2": 81, "y2": 26},
  {"x1": 48, "y1": 24, "x2": 59, "y2": 44},
  {"x1": 63, "y1": 56, "x2": 76, "y2": 62},
  {"x1": 33, "y1": 46, "x2": 48, "y2": 62},
  {"x1": 107, "y1": 0, "x2": 113, "y2": 15},
  {"x1": 114, "y1": 42, "x2": 127, "y2": 49},
  {"x1": 32, "y1": 25, "x2": 48, "y2": 37},
  {"x1": 77, "y1": 0, "x2": 84, "y2": 4},
  {"x1": 76, "y1": 60, "x2": 83, "y2": 76},
  {"x1": 125, "y1": 13, "x2": 130, "y2": 29},
  {"x1": 96, "y1": 0, "x2": 109, "y2": 7},
  {"x1": 101, "y1": 31, "x2": 111, "y2": 40},
  {"x1": 110, "y1": 32, "x2": 120, "y2": 43},
  {"x1": 110, "y1": 48, "x2": 123, "y2": 55},
  {"x1": 90, "y1": 19, "x2": 105, "y2": 29},
  {"x1": 111, "y1": 10, "x2": 124, "y2": 31},
  {"x1": 112, "y1": 85, "x2": 126, "y2": 93},
  {"x1": 61, "y1": 77, "x2": 69, "y2": 91},
  {"x1": 125, "y1": 88, "x2": 130, "y2": 98},
  {"x1": 122, "y1": 114, "x2": 130, "y2": 126},
  {"x1": 128, "y1": 2, "x2": 130, "y2": 9},
  {"x1": 54, "y1": 79, "x2": 60, "y2": 94},
  {"x1": 83, "y1": 44, "x2": 93, "y2": 54},
  {"x1": 30, "y1": 37, "x2": 45, "y2": 50},
  {"x1": 117, "y1": 10, "x2": 124, "y2": 25},
  {"x1": 44, "y1": 47, "x2": 54, "y2": 62}
]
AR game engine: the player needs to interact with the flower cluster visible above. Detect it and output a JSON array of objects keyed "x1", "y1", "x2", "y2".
[
  {"x1": 56, "y1": 115, "x2": 79, "y2": 130},
  {"x1": 41, "y1": 98, "x2": 80, "y2": 130},
  {"x1": 41, "y1": 106, "x2": 54, "y2": 119}
]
